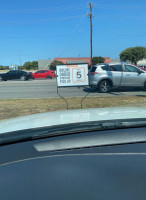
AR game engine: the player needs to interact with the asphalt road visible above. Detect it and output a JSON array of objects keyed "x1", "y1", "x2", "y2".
[{"x1": 0, "y1": 79, "x2": 146, "y2": 99}]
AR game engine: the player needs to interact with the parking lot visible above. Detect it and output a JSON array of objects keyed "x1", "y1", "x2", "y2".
[{"x1": 0, "y1": 79, "x2": 146, "y2": 99}]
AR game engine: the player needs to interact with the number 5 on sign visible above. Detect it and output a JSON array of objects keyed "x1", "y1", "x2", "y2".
[
  {"x1": 77, "y1": 71, "x2": 81, "y2": 79},
  {"x1": 72, "y1": 67, "x2": 86, "y2": 83}
]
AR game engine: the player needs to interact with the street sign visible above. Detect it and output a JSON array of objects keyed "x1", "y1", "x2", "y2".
[{"x1": 56, "y1": 64, "x2": 89, "y2": 87}]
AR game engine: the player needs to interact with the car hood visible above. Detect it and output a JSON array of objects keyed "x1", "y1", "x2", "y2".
[{"x1": 0, "y1": 107, "x2": 146, "y2": 134}]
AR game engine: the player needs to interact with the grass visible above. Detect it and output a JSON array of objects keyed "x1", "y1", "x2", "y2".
[
  {"x1": 0, "y1": 70, "x2": 9, "y2": 73},
  {"x1": 0, "y1": 96, "x2": 146, "y2": 120}
]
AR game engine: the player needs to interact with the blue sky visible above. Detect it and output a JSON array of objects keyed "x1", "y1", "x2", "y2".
[{"x1": 0, "y1": 0, "x2": 146, "y2": 65}]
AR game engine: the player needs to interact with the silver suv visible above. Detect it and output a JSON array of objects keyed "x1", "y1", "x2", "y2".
[{"x1": 89, "y1": 63, "x2": 146, "y2": 93}]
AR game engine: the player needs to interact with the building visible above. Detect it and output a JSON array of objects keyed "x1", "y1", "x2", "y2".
[
  {"x1": 54, "y1": 57, "x2": 91, "y2": 65},
  {"x1": 54, "y1": 57, "x2": 112, "y2": 65},
  {"x1": 137, "y1": 58, "x2": 146, "y2": 67},
  {"x1": 104, "y1": 57, "x2": 112, "y2": 63},
  {"x1": 9, "y1": 64, "x2": 18, "y2": 70},
  {"x1": 38, "y1": 57, "x2": 112, "y2": 70},
  {"x1": 111, "y1": 59, "x2": 121, "y2": 63},
  {"x1": 38, "y1": 59, "x2": 52, "y2": 70}
]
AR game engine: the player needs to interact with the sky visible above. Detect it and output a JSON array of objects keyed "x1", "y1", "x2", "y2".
[{"x1": 0, "y1": 0, "x2": 146, "y2": 65}]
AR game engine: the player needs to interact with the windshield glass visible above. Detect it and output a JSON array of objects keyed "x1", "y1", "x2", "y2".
[{"x1": 0, "y1": 0, "x2": 146, "y2": 134}]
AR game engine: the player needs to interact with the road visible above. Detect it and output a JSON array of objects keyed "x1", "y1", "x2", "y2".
[{"x1": 0, "y1": 79, "x2": 146, "y2": 99}]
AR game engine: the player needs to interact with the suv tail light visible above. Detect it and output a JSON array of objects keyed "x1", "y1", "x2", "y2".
[{"x1": 90, "y1": 72, "x2": 99, "y2": 75}]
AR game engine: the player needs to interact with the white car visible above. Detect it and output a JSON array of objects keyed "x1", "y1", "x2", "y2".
[{"x1": 89, "y1": 63, "x2": 146, "y2": 93}]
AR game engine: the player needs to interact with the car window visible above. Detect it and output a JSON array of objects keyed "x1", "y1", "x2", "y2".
[
  {"x1": 101, "y1": 65, "x2": 109, "y2": 71},
  {"x1": 1, "y1": 1, "x2": 146, "y2": 148},
  {"x1": 109, "y1": 66, "x2": 116, "y2": 71},
  {"x1": 90, "y1": 66, "x2": 97, "y2": 72},
  {"x1": 109, "y1": 65, "x2": 123, "y2": 72},
  {"x1": 124, "y1": 65, "x2": 139, "y2": 72}
]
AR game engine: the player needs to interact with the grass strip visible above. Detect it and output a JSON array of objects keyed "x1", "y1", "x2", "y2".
[{"x1": 0, "y1": 96, "x2": 146, "y2": 120}]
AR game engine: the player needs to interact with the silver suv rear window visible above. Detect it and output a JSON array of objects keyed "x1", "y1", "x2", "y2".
[{"x1": 90, "y1": 66, "x2": 97, "y2": 72}]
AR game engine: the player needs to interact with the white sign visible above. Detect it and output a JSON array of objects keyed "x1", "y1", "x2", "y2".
[{"x1": 57, "y1": 64, "x2": 89, "y2": 87}]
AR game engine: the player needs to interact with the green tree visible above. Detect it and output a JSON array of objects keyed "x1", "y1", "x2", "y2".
[
  {"x1": 23, "y1": 61, "x2": 38, "y2": 70},
  {"x1": 92, "y1": 57, "x2": 105, "y2": 65},
  {"x1": 120, "y1": 47, "x2": 146, "y2": 65},
  {"x1": 0, "y1": 65, "x2": 9, "y2": 70},
  {"x1": 50, "y1": 60, "x2": 64, "y2": 70}
]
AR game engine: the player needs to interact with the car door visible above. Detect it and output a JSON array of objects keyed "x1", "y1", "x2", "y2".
[
  {"x1": 45, "y1": 70, "x2": 52, "y2": 78},
  {"x1": 123, "y1": 64, "x2": 146, "y2": 86},
  {"x1": 19, "y1": 71, "x2": 28, "y2": 79},
  {"x1": 41, "y1": 70, "x2": 47, "y2": 78},
  {"x1": 6, "y1": 71, "x2": 18, "y2": 80},
  {"x1": 35, "y1": 71, "x2": 42, "y2": 78},
  {"x1": 107, "y1": 64, "x2": 124, "y2": 87}
]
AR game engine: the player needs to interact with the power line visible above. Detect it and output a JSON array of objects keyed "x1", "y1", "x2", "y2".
[
  {"x1": 0, "y1": 3, "x2": 88, "y2": 14},
  {"x1": 0, "y1": 15, "x2": 85, "y2": 25},
  {"x1": 93, "y1": 14, "x2": 146, "y2": 21},
  {"x1": 57, "y1": 13, "x2": 88, "y2": 57},
  {"x1": 0, "y1": 34, "x2": 89, "y2": 39},
  {"x1": 1, "y1": 33, "x2": 146, "y2": 39},
  {"x1": 93, "y1": 4, "x2": 146, "y2": 10}
]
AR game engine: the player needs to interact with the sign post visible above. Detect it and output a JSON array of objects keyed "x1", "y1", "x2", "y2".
[{"x1": 56, "y1": 64, "x2": 89, "y2": 109}]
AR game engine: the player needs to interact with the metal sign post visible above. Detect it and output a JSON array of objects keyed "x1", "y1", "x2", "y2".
[
  {"x1": 56, "y1": 64, "x2": 89, "y2": 109},
  {"x1": 57, "y1": 86, "x2": 69, "y2": 110}
]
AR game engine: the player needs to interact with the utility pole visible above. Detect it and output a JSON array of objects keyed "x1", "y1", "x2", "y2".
[{"x1": 88, "y1": 2, "x2": 93, "y2": 66}]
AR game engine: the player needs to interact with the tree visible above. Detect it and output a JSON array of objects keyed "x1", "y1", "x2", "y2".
[
  {"x1": 0, "y1": 65, "x2": 9, "y2": 70},
  {"x1": 92, "y1": 57, "x2": 105, "y2": 65},
  {"x1": 31, "y1": 61, "x2": 38, "y2": 69},
  {"x1": 120, "y1": 47, "x2": 146, "y2": 65},
  {"x1": 50, "y1": 60, "x2": 64, "y2": 71},
  {"x1": 23, "y1": 61, "x2": 38, "y2": 70}
]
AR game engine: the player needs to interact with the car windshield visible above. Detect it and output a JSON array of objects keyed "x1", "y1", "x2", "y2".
[
  {"x1": 2, "y1": 2, "x2": 146, "y2": 200},
  {"x1": 0, "y1": 0, "x2": 146, "y2": 136}
]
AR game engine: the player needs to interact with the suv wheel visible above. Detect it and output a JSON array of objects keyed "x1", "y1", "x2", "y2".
[
  {"x1": 98, "y1": 80, "x2": 111, "y2": 93},
  {"x1": 20, "y1": 75, "x2": 26, "y2": 81},
  {"x1": 0, "y1": 76, "x2": 3, "y2": 81}
]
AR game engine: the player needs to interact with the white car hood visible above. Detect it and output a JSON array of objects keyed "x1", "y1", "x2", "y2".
[{"x1": 0, "y1": 107, "x2": 146, "y2": 134}]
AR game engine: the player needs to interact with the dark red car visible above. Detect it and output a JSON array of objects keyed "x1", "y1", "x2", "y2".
[{"x1": 33, "y1": 70, "x2": 55, "y2": 79}]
